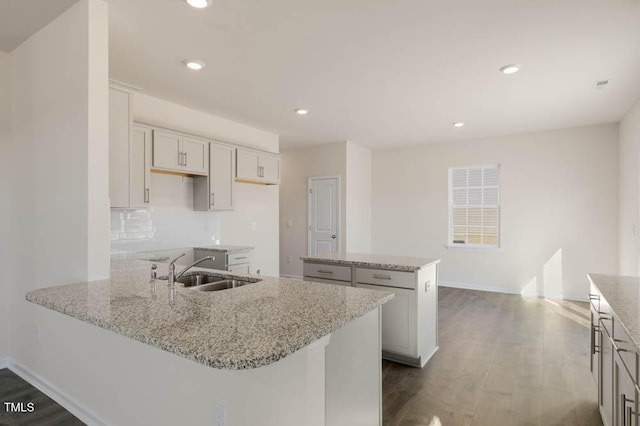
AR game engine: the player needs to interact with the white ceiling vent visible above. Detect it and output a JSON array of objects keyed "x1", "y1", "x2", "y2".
[{"x1": 594, "y1": 80, "x2": 610, "y2": 90}]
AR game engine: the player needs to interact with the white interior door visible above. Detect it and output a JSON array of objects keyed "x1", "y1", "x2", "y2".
[{"x1": 308, "y1": 176, "x2": 340, "y2": 256}]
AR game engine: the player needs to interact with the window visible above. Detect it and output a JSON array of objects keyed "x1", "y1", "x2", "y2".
[{"x1": 448, "y1": 165, "x2": 500, "y2": 248}]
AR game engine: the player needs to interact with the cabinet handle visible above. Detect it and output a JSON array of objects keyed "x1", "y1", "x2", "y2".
[
  {"x1": 184, "y1": 152, "x2": 188, "y2": 167},
  {"x1": 589, "y1": 293, "x2": 600, "y2": 300},
  {"x1": 317, "y1": 270, "x2": 334, "y2": 274},
  {"x1": 144, "y1": 188, "x2": 150, "y2": 203},
  {"x1": 373, "y1": 274, "x2": 392, "y2": 280},
  {"x1": 235, "y1": 257, "x2": 248, "y2": 260},
  {"x1": 210, "y1": 193, "x2": 215, "y2": 207}
]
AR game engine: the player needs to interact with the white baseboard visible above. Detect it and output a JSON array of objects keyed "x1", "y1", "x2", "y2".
[
  {"x1": 280, "y1": 273, "x2": 303, "y2": 280},
  {"x1": 438, "y1": 280, "x2": 588, "y2": 302},
  {"x1": 5, "y1": 358, "x2": 108, "y2": 426},
  {"x1": 0, "y1": 357, "x2": 7, "y2": 369}
]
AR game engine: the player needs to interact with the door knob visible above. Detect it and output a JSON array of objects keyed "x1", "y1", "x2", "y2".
[{"x1": 331, "y1": 234, "x2": 336, "y2": 239}]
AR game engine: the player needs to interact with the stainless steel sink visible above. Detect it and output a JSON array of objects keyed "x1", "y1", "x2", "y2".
[
  {"x1": 175, "y1": 272, "x2": 261, "y2": 292},
  {"x1": 188, "y1": 279, "x2": 253, "y2": 292},
  {"x1": 175, "y1": 274, "x2": 228, "y2": 288}
]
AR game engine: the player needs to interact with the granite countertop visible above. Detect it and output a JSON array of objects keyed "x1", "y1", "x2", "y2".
[
  {"x1": 588, "y1": 273, "x2": 640, "y2": 350},
  {"x1": 26, "y1": 260, "x2": 392, "y2": 370},
  {"x1": 301, "y1": 252, "x2": 440, "y2": 272},
  {"x1": 194, "y1": 245, "x2": 254, "y2": 253}
]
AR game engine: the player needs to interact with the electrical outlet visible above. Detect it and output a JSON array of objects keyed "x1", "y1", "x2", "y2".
[
  {"x1": 213, "y1": 404, "x2": 226, "y2": 426},
  {"x1": 287, "y1": 256, "x2": 292, "y2": 263}
]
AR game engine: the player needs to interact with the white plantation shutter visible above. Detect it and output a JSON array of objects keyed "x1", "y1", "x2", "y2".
[{"x1": 449, "y1": 165, "x2": 500, "y2": 247}]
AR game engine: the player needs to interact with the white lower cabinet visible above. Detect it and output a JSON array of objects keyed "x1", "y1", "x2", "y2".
[
  {"x1": 302, "y1": 259, "x2": 438, "y2": 367},
  {"x1": 355, "y1": 283, "x2": 416, "y2": 357},
  {"x1": 590, "y1": 284, "x2": 640, "y2": 426}
]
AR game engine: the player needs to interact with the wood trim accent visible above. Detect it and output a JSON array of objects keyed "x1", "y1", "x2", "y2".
[
  {"x1": 234, "y1": 178, "x2": 276, "y2": 186},
  {"x1": 151, "y1": 168, "x2": 204, "y2": 178}
]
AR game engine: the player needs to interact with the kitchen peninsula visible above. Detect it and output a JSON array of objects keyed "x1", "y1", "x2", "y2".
[{"x1": 25, "y1": 253, "x2": 392, "y2": 426}]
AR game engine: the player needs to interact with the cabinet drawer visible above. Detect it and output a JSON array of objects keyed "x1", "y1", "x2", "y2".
[
  {"x1": 228, "y1": 252, "x2": 252, "y2": 266},
  {"x1": 303, "y1": 262, "x2": 351, "y2": 282},
  {"x1": 304, "y1": 276, "x2": 352, "y2": 287},
  {"x1": 613, "y1": 320, "x2": 638, "y2": 382},
  {"x1": 228, "y1": 264, "x2": 250, "y2": 274},
  {"x1": 355, "y1": 268, "x2": 414, "y2": 290}
]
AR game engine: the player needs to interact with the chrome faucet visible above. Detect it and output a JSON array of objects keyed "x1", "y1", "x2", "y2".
[{"x1": 167, "y1": 253, "x2": 215, "y2": 287}]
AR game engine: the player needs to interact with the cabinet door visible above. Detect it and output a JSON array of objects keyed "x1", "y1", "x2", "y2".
[
  {"x1": 130, "y1": 126, "x2": 151, "y2": 207},
  {"x1": 355, "y1": 283, "x2": 416, "y2": 357},
  {"x1": 260, "y1": 154, "x2": 280, "y2": 183},
  {"x1": 210, "y1": 143, "x2": 234, "y2": 209},
  {"x1": 591, "y1": 306, "x2": 601, "y2": 395},
  {"x1": 182, "y1": 137, "x2": 208, "y2": 175},
  {"x1": 601, "y1": 325, "x2": 614, "y2": 426},
  {"x1": 615, "y1": 349, "x2": 638, "y2": 426},
  {"x1": 236, "y1": 149, "x2": 260, "y2": 180},
  {"x1": 109, "y1": 88, "x2": 131, "y2": 208},
  {"x1": 228, "y1": 264, "x2": 250, "y2": 274},
  {"x1": 152, "y1": 130, "x2": 181, "y2": 170}
]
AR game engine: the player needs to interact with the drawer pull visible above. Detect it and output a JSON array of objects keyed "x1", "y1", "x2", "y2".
[
  {"x1": 373, "y1": 274, "x2": 392, "y2": 280},
  {"x1": 589, "y1": 293, "x2": 600, "y2": 300},
  {"x1": 234, "y1": 257, "x2": 248, "y2": 260},
  {"x1": 317, "y1": 270, "x2": 334, "y2": 274}
]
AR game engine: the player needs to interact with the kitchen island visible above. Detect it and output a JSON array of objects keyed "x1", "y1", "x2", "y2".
[
  {"x1": 301, "y1": 253, "x2": 440, "y2": 367},
  {"x1": 25, "y1": 254, "x2": 392, "y2": 425}
]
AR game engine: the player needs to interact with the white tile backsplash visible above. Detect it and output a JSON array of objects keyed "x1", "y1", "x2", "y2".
[{"x1": 110, "y1": 207, "x2": 220, "y2": 253}]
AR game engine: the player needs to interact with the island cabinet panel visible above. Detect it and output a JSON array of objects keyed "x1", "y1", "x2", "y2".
[
  {"x1": 303, "y1": 262, "x2": 352, "y2": 282},
  {"x1": 589, "y1": 275, "x2": 640, "y2": 426},
  {"x1": 302, "y1": 255, "x2": 440, "y2": 368},
  {"x1": 356, "y1": 283, "x2": 416, "y2": 356}
]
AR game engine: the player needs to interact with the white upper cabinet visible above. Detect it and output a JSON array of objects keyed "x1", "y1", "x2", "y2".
[
  {"x1": 194, "y1": 141, "x2": 235, "y2": 211},
  {"x1": 109, "y1": 84, "x2": 150, "y2": 208},
  {"x1": 182, "y1": 136, "x2": 208, "y2": 175},
  {"x1": 152, "y1": 129, "x2": 208, "y2": 176},
  {"x1": 210, "y1": 142, "x2": 234, "y2": 209},
  {"x1": 129, "y1": 126, "x2": 152, "y2": 207},
  {"x1": 236, "y1": 148, "x2": 280, "y2": 184}
]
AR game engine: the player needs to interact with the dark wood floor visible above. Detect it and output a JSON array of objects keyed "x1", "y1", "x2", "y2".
[
  {"x1": 0, "y1": 368, "x2": 84, "y2": 426},
  {"x1": 382, "y1": 287, "x2": 603, "y2": 426}
]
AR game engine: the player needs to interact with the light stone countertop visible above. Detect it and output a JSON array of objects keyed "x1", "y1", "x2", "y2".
[
  {"x1": 588, "y1": 273, "x2": 640, "y2": 350},
  {"x1": 26, "y1": 259, "x2": 393, "y2": 370},
  {"x1": 301, "y1": 252, "x2": 440, "y2": 271},
  {"x1": 193, "y1": 245, "x2": 254, "y2": 253}
]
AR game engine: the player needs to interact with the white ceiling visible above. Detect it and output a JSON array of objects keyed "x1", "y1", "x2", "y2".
[
  {"x1": 3, "y1": 0, "x2": 640, "y2": 149},
  {"x1": 0, "y1": 0, "x2": 79, "y2": 52}
]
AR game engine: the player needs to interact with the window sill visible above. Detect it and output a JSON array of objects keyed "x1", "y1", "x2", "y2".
[{"x1": 445, "y1": 245, "x2": 503, "y2": 253}]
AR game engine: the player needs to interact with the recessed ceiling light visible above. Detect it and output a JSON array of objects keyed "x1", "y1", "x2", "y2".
[
  {"x1": 499, "y1": 64, "x2": 521, "y2": 74},
  {"x1": 183, "y1": 60, "x2": 205, "y2": 70},
  {"x1": 186, "y1": 0, "x2": 212, "y2": 8},
  {"x1": 452, "y1": 122, "x2": 465, "y2": 128},
  {"x1": 295, "y1": 109, "x2": 309, "y2": 115}
]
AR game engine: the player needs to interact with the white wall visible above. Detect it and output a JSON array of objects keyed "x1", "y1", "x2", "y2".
[
  {"x1": 131, "y1": 94, "x2": 280, "y2": 276},
  {"x1": 0, "y1": 50, "x2": 10, "y2": 358},
  {"x1": 8, "y1": 0, "x2": 109, "y2": 372},
  {"x1": 372, "y1": 124, "x2": 619, "y2": 300},
  {"x1": 280, "y1": 142, "x2": 347, "y2": 277},
  {"x1": 345, "y1": 141, "x2": 372, "y2": 254},
  {"x1": 619, "y1": 98, "x2": 640, "y2": 275}
]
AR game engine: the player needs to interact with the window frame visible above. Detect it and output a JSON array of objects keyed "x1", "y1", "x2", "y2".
[{"x1": 447, "y1": 164, "x2": 501, "y2": 250}]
